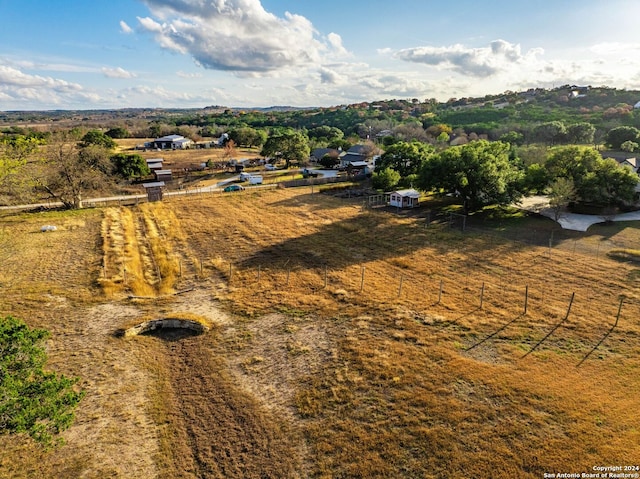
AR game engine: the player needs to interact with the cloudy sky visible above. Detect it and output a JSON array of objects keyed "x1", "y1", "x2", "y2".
[{"x1": 1, "y1": 0, "x2": 640, "y2": 110}]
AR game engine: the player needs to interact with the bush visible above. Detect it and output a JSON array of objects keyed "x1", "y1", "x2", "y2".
[{"x1": 0, "y1": 316, "x2": 84, "y2": 446}]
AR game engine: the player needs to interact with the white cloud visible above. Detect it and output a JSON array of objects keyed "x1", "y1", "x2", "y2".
[
  {"x1": 176, "y1": 70, "x2": 203, "y2": 78},
  {"x1": 119, "y1": 20, "x2": 133, "y2": 34},
  {"x1": 0, "y1": 65, "x2": 82, "y2": 90},
  {"x1": 394, "y1": 39, "x2": 544, "y2": 78},
  {"x1": 135, "y1": 0, "x2": 346, "y2": 74},
  {"x1": 101, "y1": 66, "x2": 136, "y2": 79},
  {"x1": 0, "y1": 64, "x2": 96, "y2": 108}
]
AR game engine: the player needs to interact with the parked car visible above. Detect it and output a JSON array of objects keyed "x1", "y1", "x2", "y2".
[
  {"x1": 264, "y1": 164, "x2": 276, "y2": 171},
  {"x1": 248, "y1": 175, "x2": 263, "y2": 185},
  {"x1": 223, "y1": 184, "x2": 245, "y2": 192}
]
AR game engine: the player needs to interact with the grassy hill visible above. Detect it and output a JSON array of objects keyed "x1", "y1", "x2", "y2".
[{"x1": 1, "y1": 188, "x2": 639, "y2": 478}]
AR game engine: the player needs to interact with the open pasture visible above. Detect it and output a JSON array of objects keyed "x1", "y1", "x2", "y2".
[{"x1": 1, "y1": 188, "x2": 639, "y2": 478}]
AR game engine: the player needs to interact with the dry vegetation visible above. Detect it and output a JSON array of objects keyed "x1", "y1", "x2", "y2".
[{"x1": 1, "y1": 186, "x2": 640, "y2": 478}]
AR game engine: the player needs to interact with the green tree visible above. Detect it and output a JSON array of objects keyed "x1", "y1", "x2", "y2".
[
  {"x1": 580, "y1": 158, "x2": 638, "y2": 206},
  {"x1": 0, "y1": 316, "x2": 84, "y2": 446},
  {"x1": 533, "y1": 121, "x2": 567, "y2": 145},
  {"x1": 499, "y1": 131, "x2": 525, "y2": 146},
  {"x1": 376, "y1": 141, "x2": 433, "y2": 178},
  {"x1": 308, "y1": 126, "x2": 344, "y2": 143},
  {"x1": 621, "y1": 140, "x2": 639, "y2": 153},
  {"x1": 522, "y1": 163, "x2": 550, "y2": 194},
  {"x1": 606, "y1": 126, "x2": 640, "y2": 150},
  {"x1": 104, "y1": 127, "x2": 130, "y2": 139},
  {"x1": 79, "y1": 130, "x2": 117, "y2": 149},
  {"x1": 228, "y1": 127, "x2": 267, "y2": 148},
  {"x1": 545, "y1": 146, "x2": 600, "y2": 196},
  {"x1": 0, "y1": 136, "x2": 42, "y2": 203},
  {"x1": 566, "y1": 122, "x2": 595, "y2": 144},
  {"x1": 261, "y1": 131, "x2": 310, "y2": 169},
  {"x1": 418, "y1": 140, "x2": 524, "y2": 212},
  {"x1": 548, "y1": 177, "x2": 576, "y2": 221},
  {"x1": 318, "y1": 154, "x2": 339, "y2": 169},
  {"x1": 111, "y1": 153, "x2": 151, "y2": 179},
  {"x1": 372, "y1": 167, "x2": 401, "y2": 191}
]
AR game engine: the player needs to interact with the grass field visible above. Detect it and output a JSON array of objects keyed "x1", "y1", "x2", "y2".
[{"x1": 1, "y1": 187, "x2": 640, "y2": 478}]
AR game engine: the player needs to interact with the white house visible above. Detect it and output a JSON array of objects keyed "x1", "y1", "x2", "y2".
[
  {"x1": 634, "y1": 100, "x2": 640, "y2": 109},
  {"x1": 388, "y1": 189, "x2": 420, "y2": 208}
]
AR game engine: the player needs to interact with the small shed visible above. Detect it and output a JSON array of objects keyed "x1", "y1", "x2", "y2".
[
  {"x1": 146, "y1": 158, "x2": 164, "y2": 171},
  {"x1": 154, "y1": 169, "x2": 173, "y2": 181},
  {"x1": 347, "y1": 160, "x2": 370, "y2": 175},
  {"x1": 389, "y1": 189, "x2": 420, "y2": 208},
  {"x1": 143, "y1": 181, "x2": 165, "y2": 202}
]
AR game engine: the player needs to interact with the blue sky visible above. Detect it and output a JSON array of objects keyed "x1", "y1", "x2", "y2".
[{"x1": 1, "y1": 0, "x2": 640, "y2": 110}]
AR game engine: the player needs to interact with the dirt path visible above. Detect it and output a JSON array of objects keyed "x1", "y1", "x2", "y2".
[{"x1": 149, "y1": 326, "x2": 303, "y2": 479}]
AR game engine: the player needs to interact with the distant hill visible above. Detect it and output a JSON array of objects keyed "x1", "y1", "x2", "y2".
[{"x1": 2, "y1": 86, "x2": 639, "y2": 140}]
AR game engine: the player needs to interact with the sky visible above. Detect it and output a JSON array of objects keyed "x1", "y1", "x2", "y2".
[{"x1": 1, "y1": 0, "x2": 640, "y2": 110}]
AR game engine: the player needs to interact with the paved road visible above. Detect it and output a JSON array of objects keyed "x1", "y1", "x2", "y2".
[{"x1": 519, "y1": 195, "x2": 640, "y2": 231}]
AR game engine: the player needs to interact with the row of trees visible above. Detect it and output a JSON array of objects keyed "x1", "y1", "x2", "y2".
[{"x1": 373, "y1": 140, "x2": 639, "y2": 213}]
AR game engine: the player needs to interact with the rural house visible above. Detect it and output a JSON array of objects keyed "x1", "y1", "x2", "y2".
[{"x1": 388, "y1": 189, "x2": 420, "y2": 208}]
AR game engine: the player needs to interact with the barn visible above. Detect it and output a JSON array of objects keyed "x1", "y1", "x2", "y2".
[{"x1": 149, "y1": 135, "x2": 194, "y2": 150}]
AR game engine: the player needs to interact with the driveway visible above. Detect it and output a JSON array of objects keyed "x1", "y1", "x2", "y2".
[{"x1": 519, "y1": 195, "x2": 640, "y2": 231}]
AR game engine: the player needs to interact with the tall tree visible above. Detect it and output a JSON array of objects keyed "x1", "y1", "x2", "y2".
[
  {"x1": 376, "y1": 141, "x2": 433, "y2": 178},
  {"x1": 580, "y1": 158, "x2": 638, "y2": 206},
  {"x1": 548, "y1": 177, "x2": 576, "y2": 221},
  {"x1": 228, "y1": 127, "x2": 267, "y2": 148},
  {"x1": 110, "y1": 153, "x2": 150, "y2": 179},
  {"x1": 0, "y1": 316, "x2": 84, "y2": 446},
  {"x1": 418, "y1": 140, "x2": 524, "y2": 212},
  {"x1": 544, "y1": 146, "x2": 600, "y2": 196},
  {"x1": 533, "y1": 121, "x2": 567, "y2": 145},
  {"x1": 261, "y1": 131, "x2": 310, "y2": 169},
  {"x1": 38, "y1": 132, "x2": 112, "y2": 209},
  {"x1": 566, "y1": 122, "x2": 595, "y2": 144},
  {"x1": 79, "y1": 130, "x2": 117, "y2": 149},
  {"x1": 0, "y1": 136, "x2": 42, "y2": 203},
  {"x1": 606, "y1": 126, "x2": 640, "y2": 150}
]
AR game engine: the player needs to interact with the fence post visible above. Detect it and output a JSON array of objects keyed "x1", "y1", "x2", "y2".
[
  {"x1": 324, "y1": 265, "x2": 328, "y2": 289},
  {"x1": 438, "y1": 279, "x2": 443, "y2": 304},
  {"x1": 614, "y1": 297, "x2": 624, "y2": 328},
  {"x1": 398, "y1": 274, "x2": 404, "y2": 298},
  {"x1": 524, "y1": 285, "x2": 529, "y2": 315},
  {"x1": 229, "y1": 262, "x2": 232, "y2": 282},
  {"x1": 179, "y1": 260, "x2": 182, "y2": 278},
  {"x1": 480, "y1": 282, "x2": 485, "y2": 309},
  {"x1": 286, "y1": 267, "x2": 291, "y2": 286}
]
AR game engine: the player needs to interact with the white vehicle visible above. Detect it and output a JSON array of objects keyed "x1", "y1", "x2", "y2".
[
  {"x1": 264, "y1": 164, "x2": 276, "y2": 171},
  {"x1": 248, "y1": 175, "x2": 263, "y2": 185},
  {"x1": 239, "y1": 172, "x2": 253, "y2": 181}
]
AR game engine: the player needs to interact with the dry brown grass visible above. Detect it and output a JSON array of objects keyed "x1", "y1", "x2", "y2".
[
  {"x1": 2, "y1": 188, "x2": 640, "y2": 478},
  {"x1": 114, "y1": 138, "x2": 259, "y2": 169}
]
